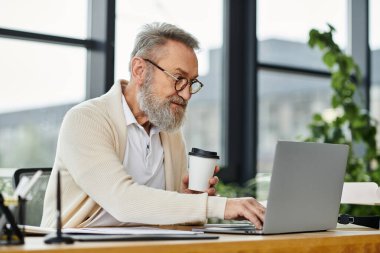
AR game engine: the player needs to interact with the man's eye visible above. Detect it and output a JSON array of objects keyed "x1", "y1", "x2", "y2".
[{"x1": 176, "y1": 76, "x2": 186, "y2": 80}]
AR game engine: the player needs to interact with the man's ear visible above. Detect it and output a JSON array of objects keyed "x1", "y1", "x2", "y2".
[{"x1": 130, "y1": 57, "x2": 146, "y2": 86}]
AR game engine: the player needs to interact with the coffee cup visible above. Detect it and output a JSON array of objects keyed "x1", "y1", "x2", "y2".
[{"x1": 188, "y1": 148, "x2": 219, "y2": 192}]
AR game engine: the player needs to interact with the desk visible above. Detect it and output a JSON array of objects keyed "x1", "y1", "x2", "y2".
[{"x1": 2, "y1": 226, "x2": 380, "y2": 253}]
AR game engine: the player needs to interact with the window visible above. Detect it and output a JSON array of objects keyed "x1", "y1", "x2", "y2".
[
  {"x1": 257, "y1": 0, "x2": 348, "y2": 174},
  {"x1": 258, "y1": 0, "x2": 347, "y2": 71},
  {"x1": 0, "y1": 2, "x2": 88, "y2": 168},
  {"x1": 115, "y1": 0, "x2": 224, "y2": 159},
  {"x1": 258, "y1": 71, "x2": 331, "y2": 173},
  {"x1": 0, "y1": 39, "x2": 86, "y2": 113},
  {"x1": 0, "y1": 0, "x2": 87, "y2": 38}
]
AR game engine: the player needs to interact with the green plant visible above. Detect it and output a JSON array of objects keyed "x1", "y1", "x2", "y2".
[{"x1": 306, "y1": 25, "x2": 380, "y2": 215}]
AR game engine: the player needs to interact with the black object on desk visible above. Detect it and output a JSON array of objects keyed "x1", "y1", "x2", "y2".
[
  {"x1": 0, "y1": 193, "x2": 24, "y2": 245},
  {"x1": 338, "y1": 214, "x2": 380, "y2": 229},
  {"x1": 44, "y1": 170, "x2": 74, "y2": 244}
]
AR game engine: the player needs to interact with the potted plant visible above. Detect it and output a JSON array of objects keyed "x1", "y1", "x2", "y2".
[{"x1": 305, "y1": 25, "x2": 380, "y2": 215}]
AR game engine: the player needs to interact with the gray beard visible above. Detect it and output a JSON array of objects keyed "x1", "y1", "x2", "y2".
[{"x1": 137, "y1": 71, "x2": 187, "y2": 132}]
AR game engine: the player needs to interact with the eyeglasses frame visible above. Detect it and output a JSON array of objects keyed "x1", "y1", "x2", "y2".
[{"x1": 143, "y1": 58, "x2": 204, "y2": 94}]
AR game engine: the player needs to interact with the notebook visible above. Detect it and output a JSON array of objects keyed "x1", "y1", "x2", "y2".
[{"x1": 194, "y1": 141, "x2": 349, "y2": 235}]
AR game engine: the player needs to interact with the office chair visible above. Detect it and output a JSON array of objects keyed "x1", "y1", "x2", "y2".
[{"x1": 12, "y1": 168, "x2": 52, "y2": 226}]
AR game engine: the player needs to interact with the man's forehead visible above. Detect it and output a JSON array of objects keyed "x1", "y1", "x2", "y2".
[{"x1": 154, "y1": 40, "x2": 198, "y2": 77}]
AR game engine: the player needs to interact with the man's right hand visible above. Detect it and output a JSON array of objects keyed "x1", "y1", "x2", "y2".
[{"x1": 224, "y1": 198, "x2": 266, "y2": 229}]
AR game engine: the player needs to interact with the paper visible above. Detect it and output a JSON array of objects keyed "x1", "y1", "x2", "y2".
[
  {"x1": 341, "y1": 182, "x2": 380, "y2": 205},
  {"x1": 23, "y1": 225, "x2": 199, "y2": 235},
  {"x1": 63, "y1": 227, "x2": 199, "y2": 235},
  {"x1": 23, "y1": 225, "x2": 55, "y2": 235}
]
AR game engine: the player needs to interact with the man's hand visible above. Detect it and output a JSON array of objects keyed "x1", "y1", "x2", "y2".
[
  {"x1": 182, "y1": 166, "x2": 220, "y2": 196},
  {"x1": 224, "y1": 198, "x2": 266, "y2": 229}
]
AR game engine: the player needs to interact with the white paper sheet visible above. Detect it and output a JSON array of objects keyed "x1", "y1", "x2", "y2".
[
  {"x1": 63, "y1": 227, "x2": 199, "y2": 235},
  {"x1": 23, "y1": 225, "x2": 199, "y2": 235}
]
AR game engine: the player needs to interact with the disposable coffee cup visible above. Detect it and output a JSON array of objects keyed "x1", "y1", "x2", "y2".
[{"x1": 188, "y1": 148, "x2": 219, "y2": 192}]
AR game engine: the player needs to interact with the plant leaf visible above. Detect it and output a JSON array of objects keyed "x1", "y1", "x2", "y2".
[{"x1": 323, "y1": 51, "x2": 336, "y2": 68}]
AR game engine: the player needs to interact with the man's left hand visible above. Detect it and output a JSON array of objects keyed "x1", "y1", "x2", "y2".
[{"x1": 182, "y1": 166, "x2": 220, "y2": 196}]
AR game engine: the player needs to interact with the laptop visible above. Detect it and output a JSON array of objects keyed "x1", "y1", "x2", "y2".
[{"x1": 195, "y1": 141, "x2": 349, "y2": 235}]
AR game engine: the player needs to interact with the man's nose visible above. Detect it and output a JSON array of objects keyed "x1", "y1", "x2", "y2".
[{"x1": 177, "y1": 85, "x2": 192, "y2": 101}]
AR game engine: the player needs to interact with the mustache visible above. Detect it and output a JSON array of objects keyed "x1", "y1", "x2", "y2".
[{"x1": 168, "y1": 95, "x2": 187, "y2": 106}]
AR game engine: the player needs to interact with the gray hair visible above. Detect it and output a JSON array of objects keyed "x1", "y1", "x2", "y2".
[{"x1": 130, "y1": 22, "x2": 199, "y2": 69}]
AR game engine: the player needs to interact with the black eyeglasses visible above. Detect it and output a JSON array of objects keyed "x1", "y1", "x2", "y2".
[{"x1": 143, "y1": 58, "x2": 204, "y2": 94}]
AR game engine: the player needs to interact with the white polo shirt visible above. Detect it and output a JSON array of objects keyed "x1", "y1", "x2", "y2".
[
  {"x1": 85, "y1": 96, "x2": 165, "y2": 227},
  {"x1": 121, "y1": 95, "x2": 165, "y2": 189}
]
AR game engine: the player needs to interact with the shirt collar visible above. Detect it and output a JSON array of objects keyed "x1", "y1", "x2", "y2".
[
  {"x1": 121, "y1": 95, "x2": 160, "y2": 135},
  {"x1": 122, "y1": 95, "x2": 137, "y2": 126}
]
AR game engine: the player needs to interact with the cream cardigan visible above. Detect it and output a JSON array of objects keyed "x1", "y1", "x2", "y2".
[{"x1": 41, "y1": 80, "x2": 227, "y2": 228}]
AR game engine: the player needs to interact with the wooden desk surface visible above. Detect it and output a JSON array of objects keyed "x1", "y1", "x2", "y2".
[{"x1": 2, "y1": 226, "x2": 380, "y2": 253}]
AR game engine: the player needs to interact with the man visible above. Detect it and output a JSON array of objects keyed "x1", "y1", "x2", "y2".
[{"x1": 41, "y1": 23, "x2": 265, "y2": 228}]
